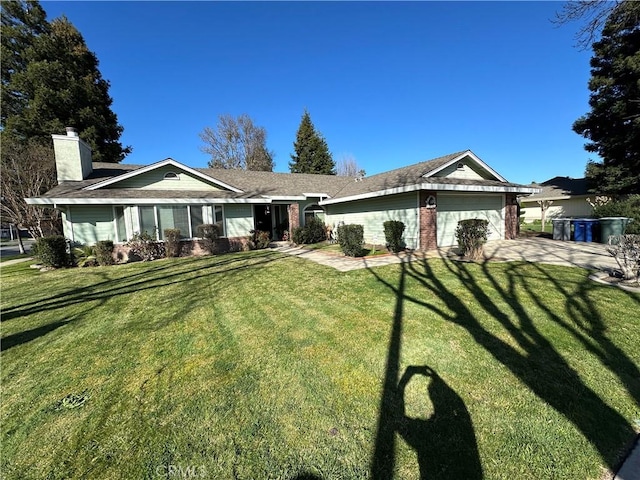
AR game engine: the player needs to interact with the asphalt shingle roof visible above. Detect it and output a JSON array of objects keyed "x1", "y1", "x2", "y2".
[{"x1": 40, "y1": 152, "x2": 534, "y2": 201}]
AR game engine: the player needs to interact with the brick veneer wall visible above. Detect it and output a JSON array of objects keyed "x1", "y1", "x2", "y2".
[
  {"x1": 419, "y1": 191, "x2": 438, "y2": 251},
  {"x1": 505, "y1": 194, "x2": 519, "y2": 239},
  {"x1": 112, "y1": 237, "x2": 252, "y2": 263},
  {"x1": 288, "y1": 203, "x2": 300, "y2": 232}
]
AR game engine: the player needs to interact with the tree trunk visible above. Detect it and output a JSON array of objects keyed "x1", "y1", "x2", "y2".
[{"x1": 13, "y1": 224, "x2": 26, "y2": 254}]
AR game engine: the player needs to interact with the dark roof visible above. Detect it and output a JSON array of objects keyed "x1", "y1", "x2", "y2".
[
  {"x1": 40, "y1": 152, "x2": 534, "y2": 201},
  {"x1": 526, "y1": 177, "x2": 589, "y2": 200}
]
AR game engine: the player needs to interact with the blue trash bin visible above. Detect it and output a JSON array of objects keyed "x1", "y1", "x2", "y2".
[
  {"x1": 572, "y1": 220, "x2": 586, "y2": 241},
  {"x1": 573, "y1": 219, "x2": 599, "y2": 242}
]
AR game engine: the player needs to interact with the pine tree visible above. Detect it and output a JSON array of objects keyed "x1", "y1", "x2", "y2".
[
  {"x1": 1, "y1": 2, "x2": 129, "y2": 162},
  {"x1": 289, "y1": 110, "x2": 336, "y2": 175},
  {"x1": 573, "y1": 1, "x2": 640, "y2": 194}
]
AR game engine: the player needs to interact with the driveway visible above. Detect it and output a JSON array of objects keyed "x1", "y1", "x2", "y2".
[{"x1": 274, "y1": 237, "x2": 620, "y2": 273}]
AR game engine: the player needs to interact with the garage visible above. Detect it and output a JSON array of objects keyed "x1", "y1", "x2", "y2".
[{"x1": 436, "y1": 194, "x2": 505, "y2": 247}]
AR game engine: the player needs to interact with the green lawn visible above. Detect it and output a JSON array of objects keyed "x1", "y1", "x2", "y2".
[{"x1": 1, "y1": 251, "x2": 638, "y2": 479}]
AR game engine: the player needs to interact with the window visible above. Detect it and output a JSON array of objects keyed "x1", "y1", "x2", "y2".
[
  {"x1": 190, "y1": 205, "x2": 204, "y2": 237},
  {"x1": 157, "y1": 206, "x2": 189, "y2": 240},
  {"x1": 115, "y1": 206, "x2": 127, "y2": 242},
  {"x1": 138, "y1": 205, "x2": 225, "y2": 239},
  {"x1": 139, "y1": 206, "x2": 156, "y2": 237},
  {"x1": 164, "y1": 172, "x2": 179, "y2": 180}
]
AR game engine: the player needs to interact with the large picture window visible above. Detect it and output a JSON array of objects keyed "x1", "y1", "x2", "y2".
[
  {"x1": 138, "y1": 205, "x2": 224, "y2": 239},
  {"x1": 158, "y1": 206, "x2": 189, "y2": 240}
]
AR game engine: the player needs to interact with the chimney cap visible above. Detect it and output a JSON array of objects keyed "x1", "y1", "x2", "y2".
[{"x1": 65, "y1": 126, "x2": 78, "y2": 137}]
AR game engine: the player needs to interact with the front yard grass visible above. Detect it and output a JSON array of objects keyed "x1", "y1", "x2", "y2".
[{"x1": 1, "y1": 251, "x2": 638, "y2": 479}]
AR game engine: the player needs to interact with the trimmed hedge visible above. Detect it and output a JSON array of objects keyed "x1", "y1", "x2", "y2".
[
  {"x1": 383, "y1": 220, "x2": 405, "y2": 253},
  {"x1": 35, "y1": 235, "x2": 69, "y2": 267},
  {"x1": 455, "y1": 219, "x2": 489, "y2": 260},
  {"x1": 126, "y1": 232, "x2": 165, "y2": 261},
  {"x1": 338, "y1": 224, "x2": 364, "y2": 257},
  {"x1": 291, "y1": 217, "x2": 327, "y2": 245},
  {"x1": 94, "y1": 240, "x2": 115, "y2": 266},
  {"x1": 164, "y1": 229, "x2": 181, "y2": 258},
  {"x1": 197, "y1": 223, "x2": 221, "y2": 254}
]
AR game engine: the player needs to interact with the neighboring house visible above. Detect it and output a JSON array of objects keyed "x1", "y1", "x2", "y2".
[
  {"x1": 26, "y1": 128, "x2": 539, "y2": 252},
  {"x1": 519, "y1": 176, "x2": 593, "y2": 223}
]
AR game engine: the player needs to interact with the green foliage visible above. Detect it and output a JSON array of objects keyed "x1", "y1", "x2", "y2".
[
  {"x1": 163, "y1": 229, "x2": 181, "y2": 258},
  {"x1": 35, "y1": 235, "x2": 69, "y2": 267},
  {"x1": 383, "y1": 220, "x2": 406, "y2": 253},
  {"x1": 291, "y1": 226, "x2": 306, "y2": 245},
  {"x1": 1, "y1": 1, "x2": 129, "y2": 162},
  {"x1": 574, "y1": 2, "x2": 640, "y2": 194},
  {"x1": 455, "y1": 219, "x2": 489, "y2": 260},
  {"x1": 289, "y1": 110, "x2": 336, "y2": 175},
  {"x1": 251, "y1": 230, "x2": 271, "y2": 249},
  {"x1": 94, "y1": 240, "x2": 114, "y2": 266},
  {"x1": 72, "y1": 244, "x2": 96, "y2": 267},
  {"x1": 337, "y1": 224, "x2": 364, "y2": 257},
  {"x1": 303, "y1": 217, "x2": 327, "y2": 244},
  {"x1": 126, "y1": 232, "x2": 165, "y2": 262},
  {"x1": 593, "y1": 195, "x2": 640, "y2": 234},
  {"x1": 291, "y1": 217, "x2": 327, "y2": 245},
  {"x1": 196, "y1": 223, "x2": 220, "y2": 254}
]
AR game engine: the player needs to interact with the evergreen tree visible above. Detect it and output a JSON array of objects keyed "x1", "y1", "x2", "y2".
[
  {"x1": 290, "y1": 110, "x2": 336, "y2": 175},
  {"x1": 1, "y1": 2, "x2": 129, "y2": 162},
  {"x1": 573, "y1": 1, "x2": 640, "y2": 194}
]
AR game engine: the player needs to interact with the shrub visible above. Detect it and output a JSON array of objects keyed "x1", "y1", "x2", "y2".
[
  {"x1": 94, "y1": 240, "x2": 115, "y2": 266},
  {"x1": 252, "y1": 230, "x2": 271, "y2": 249},
  {"x1": 383, "y1": 220, "x2": 406, "y2": 253},
  {"x1": 35, "y1": 235, "x2": 70, "y2": 267},
  {"x1": 126, "y1": 232, "x2": 165, "y2": 261},
  {"x1": 593, "y1": 195, "x2": 640, "y2": 234},
  {"x1": 73, "y1": 244, "x2": 97, "y2": 267},
  {"x1": 164, "y1": 229, "x2": 181, "y2": 258},
  {"x1": 291, "y1": 218, "x2": 326, "y2": 245},
  {"x1": 304, "y1": 217, "x2": 327, "y2": 244},
  {"x1": 338, "y1": 224, "x2": 364, "y2": 257},
  {"x1": 197, "y1": 223, "x2": 221, "y2": 254},
  {"x1": 606, "y1": 234, "x2": 640, "y2": 283},
  {"x1": 455, "y1": 219, "x2": 489, "y2": 260}
]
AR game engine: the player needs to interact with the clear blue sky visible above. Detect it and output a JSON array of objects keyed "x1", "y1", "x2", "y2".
[{"x1": 44, "y1": 1, "x2": 596, "y2": 185}]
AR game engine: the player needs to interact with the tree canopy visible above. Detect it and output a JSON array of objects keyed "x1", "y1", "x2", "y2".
[
  {"x1": 573, "y1": 1, "x2": 640, "y2": 194},
  {"x1": 289, "y1": 110, "x2": 335, "y2": 175},
  {"x1": 199, "y1": 114, "x2": 274, "y2": 171},
  {"x1": 1, "y1": 1, "x2": 129, "y2": 162}
]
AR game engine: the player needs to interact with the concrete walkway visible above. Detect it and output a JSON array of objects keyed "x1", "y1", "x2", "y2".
[{"x1": 272, "y1": 237, "x2": 621, "y2": 273}]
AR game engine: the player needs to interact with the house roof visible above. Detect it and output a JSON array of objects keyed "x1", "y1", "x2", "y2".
[
  {"x1": 522, "y1": 177, "x2": 589, "y2": 202},
  {"x1": 27, "y1": 150, "x2": 539, "y2": 206}
]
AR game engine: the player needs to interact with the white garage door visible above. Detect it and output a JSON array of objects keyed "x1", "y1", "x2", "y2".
[{"x1": 437, "y1": 194, "x2": 504, "y2": 247}]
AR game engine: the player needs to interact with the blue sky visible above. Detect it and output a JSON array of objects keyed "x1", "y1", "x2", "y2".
[{"x1": 44, "y1": 1, "x2": 596, "y2": 185}]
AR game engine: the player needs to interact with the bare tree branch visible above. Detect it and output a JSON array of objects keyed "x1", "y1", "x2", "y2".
[
  {"x1": 199, "y1": 114, "x2": 274, "y2": 171},
  {"x1": 1, "y1": 138, "x2": 60, "y2": 239},
  {"x1": 336, "y1": 153, "x2": 365, "y2": 177}
]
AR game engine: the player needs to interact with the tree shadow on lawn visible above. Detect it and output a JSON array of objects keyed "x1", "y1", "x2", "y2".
[
  {"x1": 1, "y1": 251, "x2": 283, "y2": 323},
  {"x1": 369, "y1": 255, "x2": 636, "y2": 477},
  {"x1": 370, "y1": 262, "x2": 483, "y2": 479}
]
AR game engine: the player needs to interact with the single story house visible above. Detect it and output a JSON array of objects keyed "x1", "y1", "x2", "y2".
[
  {"x1": 519, "y1": 176, "x2": 593, "y2": 223},
  {"x1": 26, "y1": 128, "x2": 539, "y2": 252}
]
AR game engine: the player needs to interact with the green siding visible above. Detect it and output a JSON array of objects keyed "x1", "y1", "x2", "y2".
[
  {"x1": 325, "y1": 192, "x2": 419, "y2": 248},
  {"x1": 436, "y1": 194, "x2": 504, "y2": 247},
  {"x1": 433, "y1": 158, "x2": 492, "y2": 180},
  {"x1": 106, "y1": 165, "x2": 222, "y2": 191},
  {"x1": 224, "y1": 205, "x2": 253, "y2": 238},
  {"x1": 69, "y1": 206, "x2": 115, "y2": 245}
]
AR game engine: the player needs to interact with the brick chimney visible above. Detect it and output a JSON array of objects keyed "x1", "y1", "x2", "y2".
[{"x1": 51, "y1": 127, "x2": 93, "y2": 183}]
